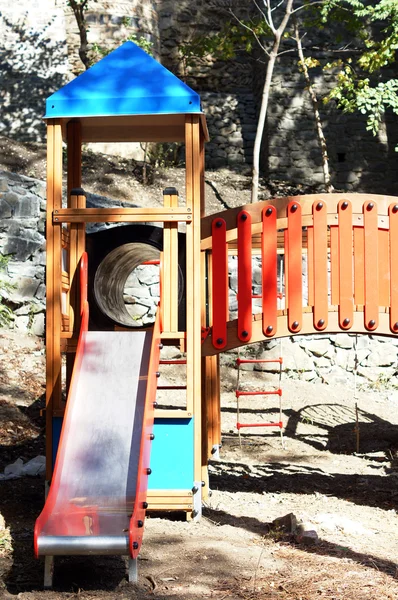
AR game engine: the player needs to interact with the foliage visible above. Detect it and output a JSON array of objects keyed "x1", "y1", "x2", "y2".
[
  {"x1": 91, "y1": 32, "x2": 153, "y2": 65},
  {"x1": 0, "y1": 255, "x2": 15, "y2": 327},
  {"x1": 322, "y1": 0, "x2": 398, "y2": 144}
]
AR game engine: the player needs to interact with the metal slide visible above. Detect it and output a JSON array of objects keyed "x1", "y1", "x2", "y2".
[{"x1": 34, "y1": 253, "x2": 160, "y2": 563}]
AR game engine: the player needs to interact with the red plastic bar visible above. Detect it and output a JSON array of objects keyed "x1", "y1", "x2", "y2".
[
  {"x1": 313, "y1": 201, "x2": 328, "y2": 330},
  {"x1": 330, "y1": 225, "x2": 339, "y2": 305},
  {"x1": 238, "y1": 210, "x2": 252, "y2": 342},
  {"x1": 338, "y1": 200, "x2": 353, "y2": 330},
  {"x1": 378, "y1": 229, "x2": 389, "y2": 307},
  {"x1": 363, "y1": 200, "x2": 379, "y2": 331},
  {"x1": 353, "y1": 227, "x2": 365, "y2": 306},
  {"x1": 389, "y1": 203, "x2": 398, "y2": 333},
  {"x1": 236, "y1": 389, "x2": 282, "y2": 397},
  {"x1": 237, "y1": 421, "x2": 283, "y2": 430},
  {"x1": 262, "y1": 206, "x2": 277, "y2": 337},
  {"x1": 142, "y1": 260, "x2": 160, "y2": 265},
  {"x1": 307, "y1": 225, "x2": 314, "y2": 307},
  {"x1": 236, "y1": 357, "x2": 282, "y2": 365},
  {"x1": 287, "y1": 201, "x2": 302, "y2": 332},
  {"x1": 212, "y1": 218, "x2": 228, "y2": 349}
]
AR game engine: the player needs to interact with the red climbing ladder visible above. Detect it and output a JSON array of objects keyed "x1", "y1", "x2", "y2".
[{"x1": 235, "y1": 355, "x2": 284, "y2": 446}]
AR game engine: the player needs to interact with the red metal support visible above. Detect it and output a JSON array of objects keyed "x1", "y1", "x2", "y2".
[
  {"x1": 262, "y1": 206, "x2": 277, "y2": 337},
  {"x1": 389, "y1": 203, "x2": 398, "y2": 333},
  {"x1": 313, "y1": 200, "x2": 328, "y2": 330},
  {"x1": 211, "y1": 218, "x2": 228, "y2": 350},
  {"x1": 236, "y1": 389, "x2": 282, "y2": 397},
  {"x1": 338, "y1": 200, "x2": 353, "y2": 330},
  {"x1": 363, "y1": 200, "x2": 379, "y2": 331},
  {"x1": 237, "y1": 421, "x2": 283, "y2": 430},
  {"x1": 237, "y1": 210, "x2": 252, "y2": 342},
  {"x1": 287, "y1": 201, "x2": 302, "y2": 332}
]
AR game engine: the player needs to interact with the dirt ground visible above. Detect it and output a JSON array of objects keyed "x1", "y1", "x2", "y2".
[
  {"x1": 1, "y1": 331, "x2": 398, "y2": 600},
  {"x1": 1, "y1": 136, "x2": 398, "y2": 598}
]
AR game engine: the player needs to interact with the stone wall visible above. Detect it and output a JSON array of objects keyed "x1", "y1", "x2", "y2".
[
  {"x1": 0, "y1": 170, "x2": 46, "y2": 333},
  {"x1": 1, "y1": 0, "x2": 398, "y2": 190}
]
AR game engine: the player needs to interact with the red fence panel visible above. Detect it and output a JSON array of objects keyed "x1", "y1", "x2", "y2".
[
  {"x1": 338, "y1": 200, "x2": 353, "y2": 330},
  {"x1": 287, "y1": 201, "x2": 302, "y2": 332},
  {"x1": 237, "y1": 210, "x2": 252, "y2": 342},
  {"x1": 364, "y1": 201, "x2": 379, "y2": 331},
  {"x1": 313, "y1": 201, "x2": 328, "y2": 330},
  {"x1": 389, "y1": 203, "x2": 398, "y2": 332},
  {"x1": 262, "y1": 206, "x2": 277, "y2": 337},
  {"x1": 211, "y1": 218, "x2": 228, "y2": 349}
]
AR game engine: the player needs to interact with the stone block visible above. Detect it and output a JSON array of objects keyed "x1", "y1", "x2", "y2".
[
  {"x1": 333, "y1": 334, "x2": 353, "y2": 349},
  {"x1": 0, "y1": 199, "x2": 12, "y2": 218},
  {"x1": 0, "y1": 179, "x2": 9, "y2": 192},
  {"x1": 301, "y1": 338, "x2": 330, "y2": 357},
  {"x1": 14, "y1": 195, "x2": 40, "y2": 218}
]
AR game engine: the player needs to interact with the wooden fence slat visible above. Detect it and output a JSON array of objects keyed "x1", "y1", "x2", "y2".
[
  {"x1": 353, "y1": 227, "x2": 364, "y2": 306},
  {"x1": 378, "y1": 229, "x2": 389, "y2": 307},
  {"x1": 212, "y1": 218, "x2": 228, "y2": 349},
  {"x1": 307, "y1": 226, "x2": 314, "y2": 307},
  {"x1": 237, "y1": 210, "x2": 252, "y2": 342},
  {"x1": 364, "y1": 201, "x2": 379, "y2": 331},
  {"x1": 330, "y1": 225, "x2": 339, "y2": 306},
  {"x1": 287, "y1": 201, "x2": 302, "y2": 332},
  {"x1": 262, "y1": 206, "x2": 277, "y2": 337},
  {"x1": 389, "y1": 203, "x2": 398, "y2": 332},
  {"x1": 338, "y1": 200, "x2": 353, "y2": 330},
  {"x1": 313, "y1": 201, "x2": 328, "y2": 330}
]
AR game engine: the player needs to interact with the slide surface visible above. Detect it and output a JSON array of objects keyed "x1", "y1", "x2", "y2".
[{"x1": 35, "y1": 328, "x2": 155, "y2": 556}]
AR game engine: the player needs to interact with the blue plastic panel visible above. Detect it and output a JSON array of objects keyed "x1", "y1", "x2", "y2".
[
  {"x1": 148, "y1": 418, "x2": 194, "y2": 490},
  {"x1": 46, "y1": 42, "x2": 201, "y2": 118},
  {"x1": 52, "y1": 417, "x2": 63, "y2": 469}
]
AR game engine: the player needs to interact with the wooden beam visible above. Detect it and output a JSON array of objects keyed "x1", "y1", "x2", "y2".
[
  {"x1": 45, "y1": 120, "x2": 63, "y2": 480},
  {"x1": 53, "y1": 207, "x2": 192, "y2": 223},
  {"x1": 185, "y1": 115, "x2": 203, "y2": 484}
]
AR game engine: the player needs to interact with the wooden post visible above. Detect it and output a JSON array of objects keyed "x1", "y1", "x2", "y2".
[
  {"x1": 185, "y1": 115, "x2": 202, "y2": 484},
  {"x1": 66, "y1": 122, "x2": 83, "y2": 393},
  {"x1": 45, "y1": 120, "x2": 63, "y2": 480},
  {"x1": 162, "y1": 190, "x2": 179, "y2": 333}
]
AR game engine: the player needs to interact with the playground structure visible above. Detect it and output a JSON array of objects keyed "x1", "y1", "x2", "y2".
[{"x1": 35, "y1": 41, "x2": 398, "y2": 585}]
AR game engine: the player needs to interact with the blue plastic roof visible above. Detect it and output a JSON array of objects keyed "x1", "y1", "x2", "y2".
[{"x1": 45, "y1": 42, "x2": 202, "y2": 119}]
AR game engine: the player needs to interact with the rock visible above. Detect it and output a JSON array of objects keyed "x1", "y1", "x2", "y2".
[
  {"x1": 4, "y1": 458, "x2": 24, "y2": 478},
  {"x1": 21, "y1": 455, "x2": 46, "y2": 477},
  {"x1": 363, "y1": 343, "x2": 397, "y2": 367},
  {"x1": 321, "y1": 365, "x2": 352, "y2": 386},
  {"x1": 295, "y1": 528, "x2": 319, "y2": 545},
  {"x1": 272, "y1": 513, "x2": 297, "y2": 533},
  {"x1": 334, "y1": 334, "x2": 353, "y2": 349},
  {"x1": 301, "y1": 338, "x2": 330, "y2": 357}
]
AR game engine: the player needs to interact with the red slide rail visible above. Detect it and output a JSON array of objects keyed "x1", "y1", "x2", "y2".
[
  {"x1": 200, "y1": 194, "x2": 398, "y2": 354},
  {"x1": 129, "y1": 309, "x2": 161, "y2": 559}
]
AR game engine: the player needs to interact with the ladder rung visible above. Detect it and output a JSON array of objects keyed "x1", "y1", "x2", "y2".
[
  {"x1": 236, "y1": 357, "x2": 282, "y2": 365},
  {"x1": 157, "y1": 385, "x2": 186, "y2": 390},
  {"x1": 237, "y1": 421, "x2": 283, "y2": 430},
  {"x1": 236, "y1": 389, "x2": 282, "y2": 397},
  {"x1": 159, "y1": 359, "x2": 187, "y2": 365}
]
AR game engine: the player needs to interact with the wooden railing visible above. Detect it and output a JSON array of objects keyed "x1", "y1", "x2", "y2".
[{"x1": 201, "y1": 194, "x2": 398, "y2": 354}]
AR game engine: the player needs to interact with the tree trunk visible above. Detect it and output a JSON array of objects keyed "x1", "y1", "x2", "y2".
[
  {"x1": 252, "y1": 49, "x2": 278, "y2": 204},
  {"x1": 295, "y1": 23, "x2": 334, "y2": 193},
  {"x1": 69, "y1": 0, "x2": 90, "y2": 70},
  {"x1": 251, "y1": 0, "x2": 295, "y2": 203}
]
